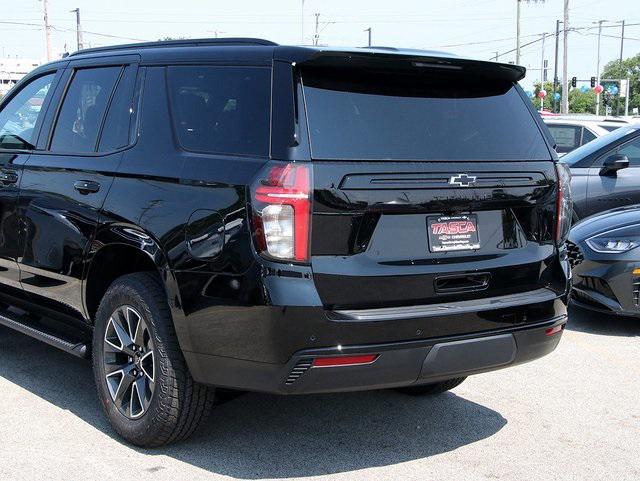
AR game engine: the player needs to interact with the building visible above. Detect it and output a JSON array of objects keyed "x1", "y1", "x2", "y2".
[{"x1": 0, "y1": 57, "x2": 42, "y2": 96}]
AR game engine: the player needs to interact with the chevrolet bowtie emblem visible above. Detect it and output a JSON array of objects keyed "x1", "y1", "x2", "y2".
[{"x1": 449, "y1": 174, "x2": 477, "y2": 187}]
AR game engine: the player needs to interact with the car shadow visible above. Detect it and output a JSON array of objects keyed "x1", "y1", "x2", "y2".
[
  {"x1": 0, "y1": 326, "x2": 507, "y2": 479},
  {"x1": 567, "y1": 304, "x2": 640, "y2": 337}
]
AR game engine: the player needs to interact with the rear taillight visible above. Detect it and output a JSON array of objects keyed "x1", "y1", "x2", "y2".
[
  {"x1": 555, "y1": 162, "x2": 573, "y2": 244},
  {"x1": 251, "y1": 162, "x2": 311, "y2": 262}
]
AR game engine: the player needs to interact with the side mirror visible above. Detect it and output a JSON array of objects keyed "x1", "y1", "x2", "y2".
[{"x1": 600, "y1": 154, "x2": 629, "y2": 176}]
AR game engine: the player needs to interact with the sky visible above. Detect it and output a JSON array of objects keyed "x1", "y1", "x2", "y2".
[{"x1": 1, "y1": 0, "x2": 639, "y2": 89}]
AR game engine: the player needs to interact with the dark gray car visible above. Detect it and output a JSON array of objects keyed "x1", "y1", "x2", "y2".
[{"x1": 561, "y1": 124, "x2": 640, "y2": 221}]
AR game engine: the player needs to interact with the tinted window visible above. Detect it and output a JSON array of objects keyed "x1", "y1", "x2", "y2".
[
  {"x1": 0, "y1": 74, "x2": 54, "y2": 150},
  {"x1": 547, "y1": 124, "x2": 580, "y2": 153},
  {"x1": 601, "y1": 124, "x2": 625, "y2": 132},
  {"x1": 618, "y1": 136, "x2": 640, "y2": 167},
  {"x1": 562, "y1": 126, "x2": 638, "y2": 166},
  {"x1": 98, "y1": 66, "x2": 137, "y2": 152},
  {"x1": 581, "y1": 128, "x2": 597, "y2": 144},
  {"x1": 51, "y1": 67, "x2": 121, "y2": 153},
  {"x1": 167, "y1": 66, "x2": 271, "y2": 156},
  {"x1": 302, "y1": 68, "x2": 551, "y2": 161}
]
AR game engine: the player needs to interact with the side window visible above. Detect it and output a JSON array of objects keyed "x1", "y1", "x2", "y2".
[
  {"x1": 581, "y1": 128, "x2": 597, "y2": 145},
  {"x1": 618, "y1": 136, "x2": 640, "y2": 167},
  {"x1": 167, "y1": 66, "x2": 271, "y2": 157},
  {"x1": 0, "y1": 73, "x2": 55, "y2": 150},
  {"x1": 547, "y1": 124, "x2": 580, "y2": 154},
  {"x1": 50, "y1": 67, "x2": 121, "y2": 153},
  {"x1": 98, "y1": 65, "x2": 137, "y2": 152}
]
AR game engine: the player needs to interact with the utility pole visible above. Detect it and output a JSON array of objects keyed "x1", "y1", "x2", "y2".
[
  {"x1": 624, "y1": 77, "x2": 630, "y2": 116},
  {"x1": 494, "y1": 51, "x2": 499, "y2": 61},
  {"x1": 595, "y1": 19, "x2": 606, "y2": 116},
  {"x1": 71, "y1": 8, "x2": 83, "y2": 51},
  {"x1": 313, "y1": 13, "x2": 320, "y2": 46},
  {"x1": 561, "y1": 0, "x2": 569, "y2": 114},
  {"x1": 364, "y1": 27, "x2": 372, "y2": 47},
  {"x1": 300, "y1": 0, "x2": 305, "y2": 44},
  {"x1": 617, "y1": 20, "x2": 625, "y2": 116},
  {"x1": 552, "y1": 20, "x2": 561, "y2": 113},
  {"x1": 43, "y1": 0, "x2": 52, "y2": 61},
  {"x1": 516, "y1": 0, "x2": 521, "y2": 64},
  {"x1": 540, "y1": 33, "x2": 546, "y2": 86}
]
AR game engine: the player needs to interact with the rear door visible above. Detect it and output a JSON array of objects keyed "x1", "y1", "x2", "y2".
[
  {"x1": 17, "y1": 57, "x2": 139, "y2": 320},
  {"x1": 298, "y1": 62, "x2": 562, "y2": 310}
]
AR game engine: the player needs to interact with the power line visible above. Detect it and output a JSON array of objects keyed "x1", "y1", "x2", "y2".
[
  {"x1": 0, "y1": 20, "x2": 150, "y2": 42},
  {"x1": 490, "y1": 22, "x2": 640, "y2": 60}
]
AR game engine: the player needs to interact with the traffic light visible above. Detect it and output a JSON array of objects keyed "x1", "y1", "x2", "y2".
[
  {"x1": 590, "y1": 76, "x2": 596, "y2": 88},
  {"x1": 571, "y1": 77, "x2": 577, "y2": 88}
]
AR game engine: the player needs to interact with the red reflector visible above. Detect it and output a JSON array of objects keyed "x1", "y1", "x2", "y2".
[
  {"x1": 545, "y1": 324, "x2": 565, "y2": 336},
  {"x1": 312, "y1": 354, "x2": 379, "y2": 368}
]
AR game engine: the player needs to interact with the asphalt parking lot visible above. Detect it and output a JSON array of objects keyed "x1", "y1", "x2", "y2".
[{"x1": 0, "y1": 305, "x2": 638, "y2": 481}]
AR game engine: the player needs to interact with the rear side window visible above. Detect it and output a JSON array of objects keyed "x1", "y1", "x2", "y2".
[
  {"x1": 0, "y1": 74, "x2": 54, "y2": 150},
  {"x1": 98, "y1": 65, "x2": 137, "y2": 152},
  {"x1": 581, "y1": 128, "x2": 597, "y2": 144},
  {"x1": 167, "y1": 66, "x2": 271, "y2": 157},
  {"x1": 302, "y1": 67, "x2": 552, "y2": 161},
  {"x1": 547, "y1": 124, "x2": 580, "y2": 153},
  {"x1": 51, "y1": 67, "x2": 121, "y2": 153}
]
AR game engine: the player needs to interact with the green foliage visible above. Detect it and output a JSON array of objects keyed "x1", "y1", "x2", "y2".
[
  {"x1": 601, "y1": 52, "x2": 640, "y2": 114},
  {"x1": 531, "y1": 81, "x2": 557, "y2": 110},
  {"x1": 568, "y1": 89, "x2": 596, "y2": 114}
]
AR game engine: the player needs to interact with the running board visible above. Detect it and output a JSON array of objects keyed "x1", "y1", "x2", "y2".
[{"x1": 0, "y1": 309, "x2": 89, "y2": 359}]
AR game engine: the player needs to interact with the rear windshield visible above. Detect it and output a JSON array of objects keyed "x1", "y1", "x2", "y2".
[{"x1": 302, "y1": 67, "x2": 552, "y2": 161}]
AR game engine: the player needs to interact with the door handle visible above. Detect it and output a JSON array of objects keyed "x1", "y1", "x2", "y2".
[
  {"x1": 0, "y1": 171, "x2": 19, "y2": 184},
  {"x1": 73, "y1": 180, "x2": 101, "y2": 194}
]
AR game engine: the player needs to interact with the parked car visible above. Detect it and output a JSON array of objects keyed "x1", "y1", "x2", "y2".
[
  {"x1": 561, "y1": 124, "x2": 640, "y2": 220},
  {"x1": 0, "y1": 38, "x2": 571, "y2": 447},
  {"x1": 568, "y1": 205, "x2": 640, "y2": 316},
  {"x1": 543, "y1": 117, "x2": 630, "y2": 155}
]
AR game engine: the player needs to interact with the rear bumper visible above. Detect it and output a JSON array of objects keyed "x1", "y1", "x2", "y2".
[{"x1": 185, "y1": 315, "x2": 566, "y2": 394}]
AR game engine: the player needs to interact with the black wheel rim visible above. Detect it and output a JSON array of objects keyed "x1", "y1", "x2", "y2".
[{"x1": 103, "y1": 305, "x2": 156, "y2": 419}]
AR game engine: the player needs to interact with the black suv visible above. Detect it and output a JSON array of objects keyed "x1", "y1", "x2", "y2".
[{"x1": 0, "y1": 38, "x2": 571, "y2": 447}]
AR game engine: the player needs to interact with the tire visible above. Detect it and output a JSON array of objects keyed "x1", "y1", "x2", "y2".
[
  {"x1": 395, "y1": 377, "x2": 467, "y2": 396},
  {"x1": 92, "y1": 272, "x2": 215, "y2": 447}
]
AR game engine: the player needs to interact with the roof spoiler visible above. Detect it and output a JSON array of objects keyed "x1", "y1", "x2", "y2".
[{"x1": 277, "y1": 48, "x2": 526, "y2": 82}]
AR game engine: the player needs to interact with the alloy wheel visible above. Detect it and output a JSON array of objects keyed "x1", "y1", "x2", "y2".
[{"x1": 103, "y1": 305, "x2": 156, "y2": 419}]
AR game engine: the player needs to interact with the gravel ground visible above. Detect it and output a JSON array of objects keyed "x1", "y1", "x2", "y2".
[{"x1": 0, "y1": 305, "x2": 638, "y2": 481}]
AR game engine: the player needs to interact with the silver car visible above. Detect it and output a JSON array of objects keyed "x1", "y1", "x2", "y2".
[{"x1": 543, "y1": 117, "x2": 630, "y2": 156}]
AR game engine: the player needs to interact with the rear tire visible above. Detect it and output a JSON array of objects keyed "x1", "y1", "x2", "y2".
[
  {"x1": 92, "y1": 272, "x2": 215, "y2": 447},
  {"x1": 395, "y1": 377, "x2": 466, "y2": 396}
]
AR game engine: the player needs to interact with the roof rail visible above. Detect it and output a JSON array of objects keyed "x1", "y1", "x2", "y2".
[{"x1": 68, "y1": 37, "x2": 278, "y2": 57}]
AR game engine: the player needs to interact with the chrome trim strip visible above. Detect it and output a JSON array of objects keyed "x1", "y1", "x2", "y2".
[{"x1": 332, "y1": 288, "x2": 558, "y2": 321}]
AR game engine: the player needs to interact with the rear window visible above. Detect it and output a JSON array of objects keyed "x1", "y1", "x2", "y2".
[
  {"x1": 167, "y1": 66, "x2": 271, "y2": 157},
  {"x1": 302, "y1": 67, "x2": 552, "y2": 161}
]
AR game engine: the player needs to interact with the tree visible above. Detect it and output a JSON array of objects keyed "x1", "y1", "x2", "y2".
[
  {"x1": 568, "y1": 89, "x2": 596, "y2": 114},
  {"x1": 601, "y1": 52, "x2": 640, "y2": 115},
  {"x1": 531, "y1": 80, "x2": 555, "y2": 110}
]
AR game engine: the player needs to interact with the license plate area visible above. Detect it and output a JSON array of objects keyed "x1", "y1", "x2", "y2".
[{"x1": 427, "y1": 214, "x2": 480, "y2": 252}]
